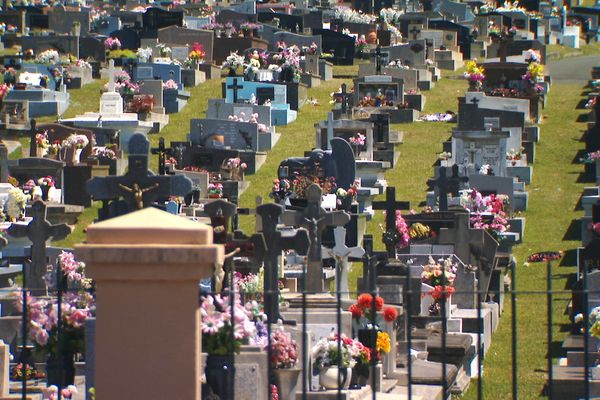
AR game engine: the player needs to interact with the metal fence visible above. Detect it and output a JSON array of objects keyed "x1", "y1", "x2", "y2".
[{"x1": 9, "y1": 254, "x2": 596, "y2": 400}]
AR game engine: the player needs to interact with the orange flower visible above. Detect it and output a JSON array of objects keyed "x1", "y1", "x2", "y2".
[
  {"x1": 383, "y1": 306, "x2": 397, "y2": 322},
  {"x1": 374, "y1": 296, "x2": 384, "y2": 311},
  {"x1": 357, "y1": 293, "x2": 372, "y2": 309},
  {"x1": 349, "y1": 303, "x2": 363, "y2": 319}
]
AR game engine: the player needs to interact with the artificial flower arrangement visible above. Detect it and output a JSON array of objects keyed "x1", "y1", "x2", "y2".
[
  {"x1": 104, "y1": 37, "x2": 121, "y2": 51},
  {"x1": 240, "y1": 22, "x2": 259, "y2": 34},
  {"x1": 268, "y1": 327, "x2": 298, "y2": 369},
  {"x1": 506, "y1": 147, "x2": 524, "y2": 162},
  {"x1": 438, "y1": 151, "x2": 452, "y2": 161},
  {"x1": 3, "y1": 67, "x2": 17, "y2": 86},
  {"x1": 355, "y1": 35, "x2": 369, "y2": 53},
  {"x1": 45, "y1": 385, "x2": 78, "y2": 400},
  {"x1": 126, "y1": 94, "x2": 154, "y2": 114},
  {"x1": 162, "y1": 79, "x2": 179, "y2": 90},
  {"x1": 37, "y1": 176, "x2": 54, "y2": 188},
  {"x1": 0, "y1": 83, "x2": 11, "y2": 101},
  {"x1": 12, "y1": 251, "x2": 94, "y2": 355},
  {"x1": 349, "y1": 293, "x2": 398, "y2": 333},
  {"x1": 36, "y1": 131, "x2": 49, "y2": 149},
  {"x1": 103, "y1": 71, "x2": 140, "y2": 95},
  {"x1": 311, "y1": 333, "x2": 358, "y2": 373},
  {"x1": 5, "y1": 187, "x2": 28, "y2": 221},
  {"x1": 301, "y1": 42, "x2": 318, "y2": 56},
  {"x1": 522, "y1": 62, "x2": 544, "y2": 85},
  {"x1": 329, "y1": 86, "x2": 353, "y2": 105},
  {"x1": 421, "y1": 256, "x2": 457, "y2": 316},
  {"x1": 208, "y1": 183, "x2": 224, "y2": 198},
  {"x1": 200, "y1": 294, "x2": 256, "y2": 355},
  {"x1": 92, "y1": 146, "x2": 117, "y2": 160},
  {"x1": 575, "y1": 306, "x2": 600, "y2": 339},
  {"x1": 270, "y1": 178, "x2": 292, "y2": 202},
  {"x1": 62, "y1": 134, "x2": 89, "y2": 149},
  {"x1": 524, "y1": 48, "x2": 542, "y2": 64},
  {"x1": 34, "y1": 49, "x2": 60, "y2": 65},
  {"x1": 464, "y1": 60, "x2": 485, "y2": 90},
  {"x1": 244, "y1": 51, "x2": 262, "y2": 78},
  {"x1": 290, "y1": 173, "x2": 337, "y2": 199},
  {"x1": 335, "y1": 178, "x2": 360, "y2": 209},
  {"x1": 228, "y1": 112, "x2": 268, "y2": 132},
  {"x1": 136, "y1": 47, "x2": 152, "y2": 63},
  {"x1": 222, "y1": 51, "x2": 245, "y2": 72},
  {"x1": 349, "y1": 132, "x2": 366, "y2": 147},
  {"x1": 226, "y1": 157, "x2": 247, "y2": 170},
  {"x1": 386, "y1": 59, "x2": 410, "y2": 70},
  {"x1": 581, "y1": 150, "x2": 600, "y2": 163},
  {"x1": 156, "y1": 43, "x2": 171, "y2": 58},
  {"x1": 188, "y1": 42, "x2": 205, "y2": 62}
]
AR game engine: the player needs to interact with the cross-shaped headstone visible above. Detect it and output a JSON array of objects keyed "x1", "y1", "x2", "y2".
[
  {"x1": 374, "y1": 44, "x2": 383, "y2": 75},
  {"x1": 466, "y1": 142, "x2": 478, "y2": 164},
  {"x1": 227, "y1": 78, "x2": 244, "y2": 104},
  {"x1": 371, "y1": 113, "x2": 389, "y2": 143},
  {"x1": 282, "y1": 184, "x2": 351, "y2": 292},
  {"x1": 87, "y1": 134, "x2": 192, "y2": 219},
  {"x1": 204, "y1": 199, "x2": 266, "y2": 293},
  {"x1": 409, "y1": 25, "x2": 421, "y2": 40},
  {"x1": 340, "y1": 83, "x2": 351, "y2": 114},
  {"x1": 151, "y1": 137, "x2": 173, "y2": 175},
  {"x1": 427, "y1": 164, "x2": 469, "y2": 211},
  {"x1": 322, "y1": 226, "x2": 364, "y2": 299},
  {"x1": 28, "y1": 119, "x2": 37, "y2": 157},
  {"x1": 325, "y1": 112, "x2": 334, "y2": 148},
  {"x1": 361, "y1": 235, "x2": 379, "y2": 293},
  {"x1": 372, "y1": 187, "x2": 410, "y2": 257},
  {"x1": 7, "y1": 200, "x2": 70, "y2": 295},
  {"x1": 256, "y1": 203, "x2": 310, "y2": 323}
]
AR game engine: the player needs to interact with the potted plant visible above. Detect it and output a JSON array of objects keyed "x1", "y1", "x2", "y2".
[
  {"x1": 188, "y1": 42, "x2": 205, "y2": 68},
  {"x1": 208, "y1": 183, "x2": 223, "y2": 198},
  {"x1": 421, "y1": 256, "x2": 457, "y2": 316},
  {"x1": 201, "y1": 294, "x2": 255, "y2": 399},
  {"x1": 311, "y1": 333, "x2": 357, "y2": 390},
  {"x1": 71, "y1": 21, "x2": 80, "y2": 37},
  {"x1": 268, "y1": 328, "x2": 300, "y2": 399},
  {"x1": 464, "y1": 60, "x2": 485, "y2": 92},
  {"x1": 240, "y1": 22, "x2": 258, "y2": 37},
  {"x1": 11, "y1": 251, "x2": 94, "y2": 387},
  {"x1": 222, "y1": 51, "x2": 245, "y2": 76}
]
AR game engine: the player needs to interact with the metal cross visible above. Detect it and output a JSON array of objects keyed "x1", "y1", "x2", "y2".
[
  {"x1": 227, "y1": 78, "x2": 244, "y2": 104},
  {"x1": 409, "y1": 25, "x2": 421, "y2": 40},
  {"x1": 374, "y1": 44, "x2": 383, "y2": 75},
  {"x1": 372, "y1": 187, "x2": 410, "y2": 257},
  {"x1": 340, "y1": 83, "x2": 352, "y2": 114},
  {"x1": 150, "y1": 137, "x2": 174, "y2": 175}
]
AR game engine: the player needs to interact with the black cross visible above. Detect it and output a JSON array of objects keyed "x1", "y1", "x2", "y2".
[
  {"x1": 8, "y1": 200, "x2": 70, "y2": 295},
  {"x1": 28, "y1": 119, "x2": 37, "y2": 157},
  {"x1": 374, "y1": 44, "x2": 383, "y2": 75},
  {"x1": 340, "y1": 83, "x2": 352, "y2": 114},
  {"x1": 427, "y1": 164, "x2": 469, "y2": 212},
  {"x1": 361, "y1": 235, "x2": 380, "y2": 293},
  {"x1": 371, "y1": 113, "x2": 389, "y2": 143},
  {"x1": 87, "y1": 134, "x2": 192, "y2": 219},
  {"x1": 372, "y1": 187, "x2": 410, "y2": 257},
  {"x1": 470, "y1": 96, "x2": 480, "y2": 106},
  {"x1": 227, "y1": 78, "x2": 244, "y2": 104},
  {"x1": 409, "y1": 25, "x2": 421, "y2": 40},
  {"x1": 150, "y1": 137, "x2": 174, "y2": 175},
  {"x1": 256, "y1": 203, "x2": 310, "y2": 323}
]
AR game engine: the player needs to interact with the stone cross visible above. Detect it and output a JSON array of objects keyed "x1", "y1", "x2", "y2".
[
  {"x1": 7, "y1": 200, "x2": 71, "y2": 295},
  {"x1": 256, "y1": 203, "x2": 309, "y2": 323},
  {"x1": 87, "y1": 134, "x2": 192, "y2": 219},
  {"x1": 374, "y1": 45, "x2": 383, "y2": 75},
  {"x1": 151, "y1": 137, "x2": 173, "y2": 175},
  {"x1": 227, "y1": 78, "x2": 244, "y2": 104},
  {"x1": 107, "y1": 59, "x2": 116, "y2": 93},
  {"x1": 322, "y1": 226, "x2": 364, "y2": 299},
  {"x1": 204, "y1": 199, "x2": 266, "y2": 293},
  {"x1": 427, "y1": 164, "x2": 469, "y2": 211},
  {"x1": 410, "y1": 25, "x2": 421, "y2": 40},
  {"x1": 372, "y1": 187, "x2": 410, "y2": 257},
  {"x1": 466, "y1": 142, "x2": 478, "y2": 164},
  {"x1": 325, "y1": 112, "x2": 334, "y2": 147},
  {"x1": 282, "y1": 184, "x2": 351, "y2": 293}
]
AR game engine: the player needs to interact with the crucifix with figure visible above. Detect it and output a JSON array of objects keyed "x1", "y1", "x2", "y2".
[
  {"x1": 427, "y1": 164, "x2": 469, "y2": 211},
  {"x1": 282, "y1": 184, "x2": 351, "y2": 293},
  {"x1": 340, "y1": 83, "x2": 352, "y2": 115},
  {"x1": 373, "y1": 187, "x2": 410, "y2": 257},
  {"x1": 374, "y1": 45, "x2": 383, "y2": 75},
  {"x1": 8, "y1": 200, "x2": 70, "y2": 295},
  {"x1": 151, "y1": 137, "x2": 174, "y2": 175},
  {"x1": 204, "y1": 199, "x2": 266, "y2": 293},
  {"x1": 256, "y1": 203, "x2": 309, "y2": 323},
  {"x1": 87, "y1": 134, "x2": 192, "y2": 220},
  {"x1": 227, "y1": 78, "x2": 244, "y2": 104}
]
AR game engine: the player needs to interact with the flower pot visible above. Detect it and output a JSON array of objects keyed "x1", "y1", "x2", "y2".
[
  {"x1": 46, "y1": 353, "x2": 75, "y2": 388},
  {"x1": 40, "y1": 185, "x2": 50, "y2": 201},
  {"x1": 205, "y1": 354, "x2": 234, "y2": 400},
  {"x1": 246, "y1": 69, "x2": 256, "y2": 82},
  {"x1": 319, "y1": 366, "x2": 352, "y2": 390},
  {"x1": 214, "y1": 28, "x2": 222, "y2": 38},
  {"x1": 209, "y1": 193, "x2": 222, "y2": 199},
  {"x1": 273, "y1": 368, "x2": 301, "y2": 400},
  {"x1": 337, "y1": 196, "x2": 353, "y2": 212},
  {"x1": 228, "y1": 68, "x2": 238, "y2": 77},
  {"x1": 72, "y1": 148, "x2": 83, "y2": 164},
  {"x1": 36, "y1": 147, "x2": 47, "y2": 158}
]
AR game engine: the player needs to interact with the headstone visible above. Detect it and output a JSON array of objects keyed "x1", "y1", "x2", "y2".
[
  {"x1": 372, "y1": 187, "x2": 410, "y2": 257},
  {"x1": 427, "y1": 165, "x2": 469, "y2": 211}
]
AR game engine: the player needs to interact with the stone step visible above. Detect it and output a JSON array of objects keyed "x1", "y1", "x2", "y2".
[{"x1": 387, "y1": 383, "x2": 443, "y2": 400}]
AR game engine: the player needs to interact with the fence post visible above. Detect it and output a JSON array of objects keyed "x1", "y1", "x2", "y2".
[{"x1": 76, "y1": 208, "x2": 223, "y2": 400}]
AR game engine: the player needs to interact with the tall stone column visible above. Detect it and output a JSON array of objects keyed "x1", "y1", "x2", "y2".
[{"x1": 76, "y1": 208, "x2": 223, "y2": 400}]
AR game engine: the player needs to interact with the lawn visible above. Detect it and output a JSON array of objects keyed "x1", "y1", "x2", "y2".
[{"x1": 38, "y1": 57, "x2": 590, "y2": 398}]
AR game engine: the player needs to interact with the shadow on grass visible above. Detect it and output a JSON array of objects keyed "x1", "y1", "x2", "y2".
[
  {"x1": 576, "y1": 113, "x2": 589, "y2": 123},
  {"x1": 555, "y1": 271, "x2": 577, "y2": 290},
  {"x1": 572, "y1": 149, "x2": 588, "y2": 164},
  {"x1": 576, "y1": 169, "x2": 596, "y2": 184},
  {"x1": 559, "y1": 249, "x2": 578, "y2": 268},
  {"x1": 562, "y1": 219, "x2": 581, "y2": 241},
  {"x1": 576, "y1": 99, "x2": 591, "y2": 109}
]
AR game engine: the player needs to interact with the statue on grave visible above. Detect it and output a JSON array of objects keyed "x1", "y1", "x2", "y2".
[{"x1": 118, "y1": 183, "x2": 160, "y2": 209}]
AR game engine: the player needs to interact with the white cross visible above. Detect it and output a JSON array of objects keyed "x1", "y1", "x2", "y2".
[
  {"x1": 108, "y1": 59, "x2": 116, "y2": 93},
  {"x1": 322, "y1": 226, "x2": 364, "y2": 299}
]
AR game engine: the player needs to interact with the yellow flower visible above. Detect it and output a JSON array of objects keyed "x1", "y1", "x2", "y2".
[
  {"x1": 591, "y1": 321, "x2": 600, "y2": 338},
  {"x1": 376, "y1": 331, "x2": 391, "y2": 354}
]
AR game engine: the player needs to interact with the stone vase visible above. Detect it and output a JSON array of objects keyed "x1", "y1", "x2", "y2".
[
  {"x1": 36, "y1": 146, "x2": 47, "y2": 158},
  {"x1": 273, "y1": 368, "x2": 301, "y2": 400},
  {"x1": 205, "y1": 354, "x2": 234, "y2": 399},
  {"x1": 319, "y1": 366, "x2": 352, "y2": 390},
  {"x1": 72, "y1": 148, "x2": 83, "y2": 164},
  {"x1": 40, "y1": 185, "x2": 50, "y2": 201}
]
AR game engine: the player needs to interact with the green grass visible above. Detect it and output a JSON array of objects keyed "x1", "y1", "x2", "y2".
[{"x1": 547, "y1": 42, "x2": 600, "y2": 61}]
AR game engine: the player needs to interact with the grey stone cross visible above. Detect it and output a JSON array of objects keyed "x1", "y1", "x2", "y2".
[
  {"x1": 8, "y1": 200, "x2": 71, "y2": 295},
  {"x1": 322, "y1": 226, "x2": 364, "y2": 300}
]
